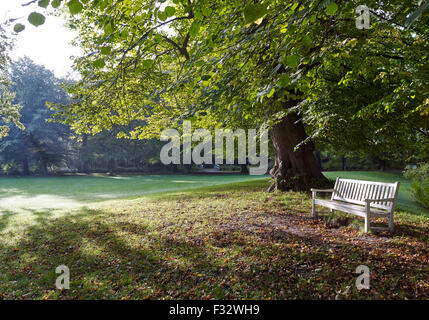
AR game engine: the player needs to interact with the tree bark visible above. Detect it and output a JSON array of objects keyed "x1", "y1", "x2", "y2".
[
  {"x1": 108, "y1": 158, "x2": 116, "y2": 173},
  {"x1": 42, "y1": 160, "x2": 48, "y2": 175},
  {"x1": 83, "y1": 160, "x2": 90, "y2": 173},
  {"x1": 233, "y1": 158, "x2": 249, "y2": 174},
  {"x1": 315, "y1": 151, "x2": 322, "y2": 170},
  {"x1": 267, "y1": 112, "x2": 328, "y2": 192},
  {"x1": 378, "y1": 158, "x2": 386, "y2": 171},
  {"x1": 22, "y1": 157, "x2": 30, "y2": 176},
  {"x1": 240, "y1": 164, "x2": 249, "y2": 174}
]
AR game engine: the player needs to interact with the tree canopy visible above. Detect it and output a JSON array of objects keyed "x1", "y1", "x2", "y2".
[{"x1": 8, "y1": 0, "x2": 429, "y2": 188}]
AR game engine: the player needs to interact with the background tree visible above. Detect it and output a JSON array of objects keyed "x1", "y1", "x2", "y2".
[
  {"x1": 0, "y1": 24, "x2": 23, "y2": 138},
  {"x1": 75, "y1": 126, "x2": 165, "y2": 174},
  {"x1": 0, "y1": 58, "x2": 71, "y2": 175},
  {"x1": 0, "y1": 57, "x2": 172, "y2": 176}
]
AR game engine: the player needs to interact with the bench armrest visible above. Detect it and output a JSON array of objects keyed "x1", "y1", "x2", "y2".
[
  {"x1": 311, "y1": 188, "x2": 334, "y2": 193},
  {"x1": 311, "y1": 189, "x2": 334, "y2": 200},
  {"x1": 364, "y1": 198, "x2": 396, "y2": 204}
]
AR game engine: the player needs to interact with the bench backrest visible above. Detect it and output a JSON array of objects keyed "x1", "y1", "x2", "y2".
[{"x1": 332, "y1": 178, "x2": 400, "y2": 210}]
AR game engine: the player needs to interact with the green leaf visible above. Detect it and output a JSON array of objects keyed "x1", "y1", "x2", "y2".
[
  {"x1": 278, "y1": 74, "x2": 291, "y2": 88},
  {"x1": 194, "y1": 10, "x2": 203, "y2": 20},
  {"x1": 243, "y1": 3, "x2": 267, "y2": 24},
  {"x1": 67, "y1": 0, "x2": 83, "y2": 15},
  {"x1": 189, "y1": 21, "x2": 201, "y2": 37},
  {"x1": 134, "y1": 66, "x2": 144, "y2": 74},
  {"x1": 120, "y1": 30, "x2": 128, "y2": 39},
  {"x1": 154, "y1": 33, "x2": 163, "y2": 43},
  {"x1": 94, "y1": 58, "x2": 105, "y2": 68},
  {"x1": 104, "y1": 22, "x2": 113, "y2": 35},
  {"x1": 28, "y1": 12, "x2": 46, "y2": 27},
  {"x1": 142, "y1": 59, "x2": 153, "y2": 68},
  {"x1": 326, "y1": 2, "x2": 338, "y2": 16},
  {"x1": 202, "y1": 7, "x2": 212, "y2": 17},
  {"x1": 286, "y1": 55, "x2": 300, "y2": 68},
  {"x1": 267, "y1": 87, "x2": 275, "y2": 98},
  {"x1": 302, "y1": 35, "x2": 312, "y2": 47},
  {"x1": 13, "y1": 24, "x2": 26, "y2": 33},
  {"x1": 165, "y1": 6, "x2": 176, "y2": 17},
  {"x1": 291, "y1": 3, "x2": 299, "y2": 11},
  {"x1": 158, "y1": 11, "x2": 167, "y2": 21},
  {"x1": 51, "y1": 0, "x2": 62, "y2": 8},
  {"x1": 101, "y1": 46, "x2": 111, "y2": 55},
  {"x1": 38, "y1": 0, "x2": 50, "y2": 8}
]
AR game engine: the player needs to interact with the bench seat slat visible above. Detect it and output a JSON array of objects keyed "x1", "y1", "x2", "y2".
[{"x1": 314, "y1": 199, "x2": 389, "y2": 217}]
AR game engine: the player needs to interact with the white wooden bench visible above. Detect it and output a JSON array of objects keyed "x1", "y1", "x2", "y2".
[{"x1": 311, "y1": 178, "x2": 400, "y2": 232}]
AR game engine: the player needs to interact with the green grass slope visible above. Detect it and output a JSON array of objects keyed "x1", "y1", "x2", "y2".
[{"x1": 0, "y1": 174, "x2": 267, "y2": 207}]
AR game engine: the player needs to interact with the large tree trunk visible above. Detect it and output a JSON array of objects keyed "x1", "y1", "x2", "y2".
[{"x1": 267, "y1": 112, "x2": 329, "y2": 192}]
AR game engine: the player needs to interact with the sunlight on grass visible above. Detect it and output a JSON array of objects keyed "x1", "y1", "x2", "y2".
[
  {"x1": 0, "y1": 194, "x2": 82, "y2": 211},
  {"x1": 0, "y1": 175, "x2": 268, "y2": 235},
  {"x1": 0, "y1": 174, "x2": 267, "y2": 204}
]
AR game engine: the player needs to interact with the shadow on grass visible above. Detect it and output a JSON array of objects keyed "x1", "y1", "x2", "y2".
[
  {"x1": 0, "y1": 211, "x2": 14, "y2": 231},
  {"x1": 0, "y1": 193, "x2": 427, "y2": 299},
  {"x1": 0, "y1": 207, "x2": 234, "y2": 299}
]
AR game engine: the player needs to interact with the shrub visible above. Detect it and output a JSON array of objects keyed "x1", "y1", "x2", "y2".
[
  {"x1": 404, "y1": 163, "x2": 429, "y2": 208},
  {"x1": 1, "y1": 161, "x2": 20, "y2": 175}
]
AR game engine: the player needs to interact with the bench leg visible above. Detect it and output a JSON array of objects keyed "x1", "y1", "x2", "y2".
[
  {"x1": 312, "y1": 201, "x2": 316, "y2": 218},
  {"x1": 364, "y1": 215, "x2": 369, "y2": 233},
  {"x1": 364, "y1": 204, "x2": 371, "y2": 233},
  {"x1": 388, "y1": 212, "x2": 394, "y2": 232},
  {"x1": 311, "y1": 193, "x2": 316, "y2": 218}
]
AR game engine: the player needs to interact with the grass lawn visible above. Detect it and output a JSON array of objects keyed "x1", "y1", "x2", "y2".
[
  {"x1": 0, "y1": 174, "x2": 267, "y2": 213},
  {"x1": 0, "y1": 172, "x2": 427, "y2": 299}
]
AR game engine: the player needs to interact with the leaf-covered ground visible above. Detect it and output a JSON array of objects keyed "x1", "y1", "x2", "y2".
[{"x1": 0, "y1": 179, "x2": 427, "y2": 299}]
